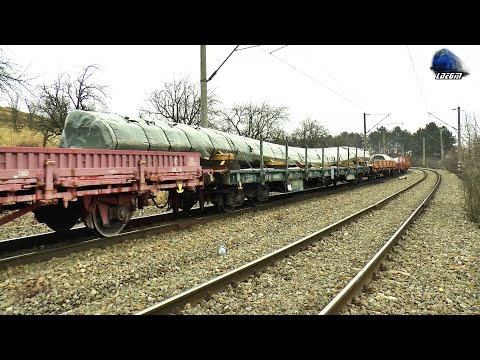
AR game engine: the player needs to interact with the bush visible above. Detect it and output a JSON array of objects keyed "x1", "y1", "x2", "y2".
[
  {"x1": 459, "y1": 115, "x2": 480, "y2": 224},
  {"x1": 410, "y1": 128, "x2": 480, "y2": 225},
  {"x1": 410, "y1": 151, "x2": 459, "y2": 172},
  {"x1": 461, "y1": 140, "x2": 480, "y2": 224}
]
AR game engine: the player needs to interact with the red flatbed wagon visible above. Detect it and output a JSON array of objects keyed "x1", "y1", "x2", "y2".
[
  {"x1": 0, "y1": 147, "x2": 205, "y2": 236},
  {"x1": 394, "y1": 155, "x2": 411, "y2": 172}
]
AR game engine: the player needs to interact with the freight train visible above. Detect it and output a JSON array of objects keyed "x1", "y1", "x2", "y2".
[{"x1": 0, "y1": 110, "x2": 410, "y2": 237}]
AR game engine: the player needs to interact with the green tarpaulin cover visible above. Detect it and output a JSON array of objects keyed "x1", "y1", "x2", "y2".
[{"x1": 59, "y1": 110, "x2": 369, "y2": 165}]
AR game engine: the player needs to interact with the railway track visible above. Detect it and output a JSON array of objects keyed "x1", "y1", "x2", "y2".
[
  {"x1": 319, "y1": 168, "x2": 441, "y2": 314},
  {"x1": 135, "y1": 169, "x2": 437, "y2": 315},
  {"x1": 0, "y1": 175, "x2": 393, "y2": 270}
]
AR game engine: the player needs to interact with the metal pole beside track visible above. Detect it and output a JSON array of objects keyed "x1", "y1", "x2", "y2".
[
  {"x1": 260, "y1": 138, "x2": 264, "y2": 185},
  {"x1": 423, "y1": 136, "x2": 426, "y2": 167},
  {"x1": 305, "y1": 145, "x2": 308, "y2": 179},
  {"x1": 200, "y1": 45, "x2": 208, "y2": 128},
  {"x1": 440, "y1": 128, "x2": 444, "y2": 164},
  {"x1": 363, "y1": 113, "x2": 367, "y2": 163},
  {"x1": 285, "y1": 141, "x2": 289, "y2": 191},
  {"x1": 355, "y1": 148, "x2": 358, "y2": 177},
  {"x1": 322, "y1": 148, "x2": 324, "y2": 183}
]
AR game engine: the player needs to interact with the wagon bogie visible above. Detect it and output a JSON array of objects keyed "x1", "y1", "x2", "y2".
[{"x1": 83, "y1": 194, "x2": 136, "y2": 237}]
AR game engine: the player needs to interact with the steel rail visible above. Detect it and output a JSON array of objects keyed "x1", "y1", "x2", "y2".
[
  {"x1": 0, "y1": 212, "x2": 173, "y2": 253},
  {"x1": 135, "y1": 171, "x2": 428, "y2": 315},
  {"x1": 0, "y1": 176, "x2": 374, "y2": 270},
  {"x1": 319, "y1": 169, "x2": 441, "y2": 314},
  {"x1": 0, "y1": 174, "x2": 399, "y2": 270}
]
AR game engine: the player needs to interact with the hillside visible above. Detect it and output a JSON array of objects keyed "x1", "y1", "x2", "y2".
[{"x1": 0, "y1": 106, "x2": 58, "y2": 147}]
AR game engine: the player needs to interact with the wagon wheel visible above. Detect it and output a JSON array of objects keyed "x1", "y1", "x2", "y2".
[
  {"x1": 34, "y1": 202, "x2": 82, "y2": 232},
  {"x1": 214, "y1": 193, "x2": 235, "y2": 213},
  {"x1": 84, "y1": 204, "x2": 133, "y2": 237},
  {"x1": 218, "y1": 201, "x2": 235, "y2": 213},
  {"x1": 248, "y1": 196, "x2": 261, "y2": 207},
  {"x1": 244, "y1": 187, "x2": 261, "y2": 207},
  {"x1": 181, "y1": 198, "x2": 197, "y2": 215}
]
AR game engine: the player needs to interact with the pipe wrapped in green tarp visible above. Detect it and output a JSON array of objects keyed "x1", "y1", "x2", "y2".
[{"x1": 59, "y1": 110, "x2": 369, "y2": 164}]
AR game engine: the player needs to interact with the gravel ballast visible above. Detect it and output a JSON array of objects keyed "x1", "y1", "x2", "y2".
[
  {"x1": 181, "y1": 170, "x2": 440, "y2": 314},
  {"x1": 342, "y1": 170, "x2": 480, "y2": 315},
  {"x1": 0, "y1": 170, "x2": 434, "y2": 314}
]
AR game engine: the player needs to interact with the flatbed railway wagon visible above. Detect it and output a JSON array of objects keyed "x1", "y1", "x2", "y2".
[
  {"x1": 0, "y1": 146, "x2": 206, "y2": 236},
  {"x1": 0, "y1": 145, "x2": 374, "y2": 237},
  {"x1": 206, "y1": 141, "x2": 372, "y2": 213},
  {"x1": 368, "y1": 153, "x2": 411, "y2": 177}
]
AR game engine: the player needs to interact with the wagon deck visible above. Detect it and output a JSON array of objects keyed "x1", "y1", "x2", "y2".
[{"x1": 0, "y1": 146, "x2": 203, "y2": 204}]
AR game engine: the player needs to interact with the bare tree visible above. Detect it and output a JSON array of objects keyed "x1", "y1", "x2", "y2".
[
  {"x1": 35, "y1": 76, "x2": 72, "y2": 146},
  {"x1": 25, "y1": 100, "x2": 39, "y2": 131},
  {"x1": 213, "y1": 102, "x2": 289, "y2": 141},
  {"x1": 463, "y1": 112, "x2": 480, "y2": 151},
  {"x1": 30, "y1": 65, "x2": 109, "y2": 147},
  {"x1": 7, "y1": 93, "x2": 21, "y2": 132},
  {"x1": 268, "y1": 127, "x2": 290, "y2": 145},
  {"x1": 460, "y1": 112, "x2": 480, "y2": 223},
  {"x1": 65, "y1": 65, "x2": 109, "y2": 111},
  {"x1": 0, "y1": 48, "x2": 30, "y2": 99},
  {"x1": 289, "y1": 118, "x2": 329, "y2": 148},
  {"x1": 140, "y1": 75, "x2": 218, "y2": 125}
]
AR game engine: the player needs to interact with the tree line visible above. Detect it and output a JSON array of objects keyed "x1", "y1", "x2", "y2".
[{"x1": 0, "y1": 48, "x2": 457, "y2": 160}]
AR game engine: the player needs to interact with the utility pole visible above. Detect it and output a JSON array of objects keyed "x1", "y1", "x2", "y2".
[
  {"x1": 382, "y1": 131, "x2": 386, "y2": 154},
  {"x1": 457, "y1": 106, "x2": 462, "y2": 172},
  {"x1": 440, "y1": 128, "x2": 444, "y2": 163},
  {"x1": 200, "y1": 45, "x2": 208, "y2": 128},
  {"x1": 457, "y1": 106, "x2": 461, "y2": 148},
  {"x1": 423, "y1": 136, "x2": 426, "y2": 167},
  {"x1": 363, "y1": 113, "x2": 367, "y2": 160}
]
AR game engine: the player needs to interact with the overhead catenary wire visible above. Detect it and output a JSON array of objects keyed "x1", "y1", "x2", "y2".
[
  {"x1": 258, "y1": 47, "x2": 367, "y2": 112},
  {"x1": 406, "y1": 45, "x2": 428, "y2": 114},
  {"x1": 428, "y1": 112, "x2": 458, "y2": 131},
  {"x1": 422, "y1": 130, "x2": 440, "y2": 142},
  {"x1": 222, "y1": 45, "x2": 466, "y2": 138},
  {"x1": 236, "y1": 45, "x2": 261, "y2": 51},
  {"x1": 270, "y1": 45, "x2": 288, "y2": 54},
  {"x1": 367, "y1": 113, "x2": 391, "y2": 133},
  {"x1": 207, "y1": 45, "x2": 240, "y2": 82}
]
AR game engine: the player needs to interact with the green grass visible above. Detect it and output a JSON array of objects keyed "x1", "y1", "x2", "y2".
[
  {"x1": 0, "y1": 126, "x2": 48, "y2": 147},
  {"x1": 0, "y1": 106, "x2": 58, "y2": 147},
  {"x1": 0, "y1": 106, "x2": 29, "y2": 126}
]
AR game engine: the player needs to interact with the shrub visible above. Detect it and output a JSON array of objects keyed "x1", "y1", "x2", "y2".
[{"x1": 459, "y1": 115, "x2": 480, "y2": 224}]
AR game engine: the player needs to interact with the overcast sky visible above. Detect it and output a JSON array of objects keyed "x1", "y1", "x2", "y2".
[{"x1": 2, "y1": 45, "x2": 479, "y2": 137}]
